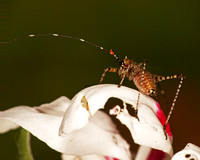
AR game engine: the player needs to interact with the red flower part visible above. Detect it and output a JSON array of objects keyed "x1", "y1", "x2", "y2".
[
  {"x1": 143, "y1": 102, "x2": 173, "y2": 160},
  {"x1": 147, "y1": 148, "x2": 165, "y2": 160},
  {"x1": 155, "y1": 102, "x2": 172, "y2": 139},
  {"x1": 105, "y1": 156, "x2": 119, "y2": 160}
]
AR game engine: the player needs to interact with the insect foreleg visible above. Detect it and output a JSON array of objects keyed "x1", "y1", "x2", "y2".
[
  {"x1": 118, "y1": 74, "x2": 126, "y2": 87},
  {"x1": 99, "y1": 67, "x2": 119, "y2": 84}
]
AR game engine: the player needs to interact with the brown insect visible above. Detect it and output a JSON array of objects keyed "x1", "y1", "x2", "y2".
[
  {"x1": 1, "y1": 33, "x2": 184, "y2": 138},
  {"x1": 99, "y1": 49, "x2": 184, "y2": 136}
]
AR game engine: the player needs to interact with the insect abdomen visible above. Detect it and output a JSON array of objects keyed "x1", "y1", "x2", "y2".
[{"x1": 133, "y1": 71, "x2": 156, "y2": 95}]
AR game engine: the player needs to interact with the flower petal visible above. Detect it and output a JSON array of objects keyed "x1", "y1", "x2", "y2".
[
  {"x1": 60, "y1": 110, "x2": 131, "y2": 160},
  {"x1": 62, "y1": 154, "x2": 120, "y2": 160},
  {"x1": 59, "y1": 84, "x2": 156, "y2": 134},
  {"x1": 0, "y1": 103, "x2": 131, "y2": 159},
  {"x1": 116, "y1": 101, "x2": 173, "y2": 156},
  {"x1": 135, "y1": 146, "x2": 170, "y2": 160},
  {"x1": 0, "y1": 118, "x2": 19, "y2": 133},
  {"x1": 0, "y1": 85, "x2": 173, "y2": 159},
  {"x1": 35, "y1": 96, "x2": 71, "y2": 116},
  {"x1": 0, "y1": 105, "x2": 64, "y2": 151},
  {"x1": 59, "y1": 84, "x2": 173, "y2": 156},
  {"x1": 172, "y1": 143, "x2": 200, "y2": 160},
  {"x1": 0, "y1": 96, "x2": 70, "y2": 134},
  {"x1": 155, "y1": 102, "x2": 172, "y2": 139},
  {"x1": 62, "y1": 154, "x2": 106, "y2": 160}
]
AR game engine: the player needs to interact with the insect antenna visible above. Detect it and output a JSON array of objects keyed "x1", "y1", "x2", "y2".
[
  {"x1": 109, "y1": 49, "x2": 121, "y2": 63},
  {"x1": 1, "y1": 33, "x2": 122, "y2": 61}
]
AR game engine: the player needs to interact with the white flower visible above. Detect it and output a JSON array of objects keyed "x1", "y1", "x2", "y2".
[
  {"x1": 62, "y1": 154, "x2": 115, "y2": 160},
  {"x1": 0, "y1": 84, "x2": 173, "y2": 160},
  {"x1": 172, "y1": 143, "x2": 200, "y2": 160}
]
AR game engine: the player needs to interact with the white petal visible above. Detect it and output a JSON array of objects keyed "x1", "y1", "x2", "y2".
[
  {"x1": 0, "y1": 85, "x2": 172, "y2": 159},
  {"x1": 60, "y1": 84, "x2": 156, "y2": 134},
  {"x1": 60, "y1": 111, "x2": 131, "y2": 160},
  {"x1": 59, "y1": 84, "x2": 173, "y2": 156},
  {"x1": 0, "y1": 118, "x2": 19, "y2": 133},
  {"x1": 0, "y1": 106, "x2": 64, "y2": 151},
  {"x1": 0, "y1": 105, "x2": 131, "y2": 159},
  {"x1": 135, "y1": 146, "x2": 152, "y2": 160},
  {"x1": 0, "y1": 96, "x2": 70, "y2": 133},
  {"x1": 172, "y1": 143, "x2": 200, "y2": 160},
  {"x1": 117, "y1": 102, "x2": 173, "y2": 156},
  {"x1": 62, "y1": 154, "x2": 106, "y2": 160},
  {"x1": 35, "y1": 96, "x2": 71, "y2": 116}
]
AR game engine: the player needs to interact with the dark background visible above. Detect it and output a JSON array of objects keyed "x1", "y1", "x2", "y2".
[{"x1": 1, "y1": 0, "x2": 200, "y2": 159}]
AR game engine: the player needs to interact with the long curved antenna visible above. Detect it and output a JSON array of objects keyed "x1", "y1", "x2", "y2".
[{"x1": 1, "y1": 33, "x2": 121, "y2": 61}]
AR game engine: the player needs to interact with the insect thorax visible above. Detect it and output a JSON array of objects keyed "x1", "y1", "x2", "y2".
[{"x1": 119, "y1": 58, "x2": 142, "y2": 81}]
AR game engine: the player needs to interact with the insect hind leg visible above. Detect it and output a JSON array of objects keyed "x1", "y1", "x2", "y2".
[
  {"x1": 155, "y1": 74, "x2": 184, "y2": 139},
  {"x1": 155, "y1": 74, "x2": 183, "y2": 82},
  {"x1": 164, "y1": 74, "x2": 184, "y2": 124},
  {"x1": 99, "y1": 67, "x2": 119, "y2": 84}
]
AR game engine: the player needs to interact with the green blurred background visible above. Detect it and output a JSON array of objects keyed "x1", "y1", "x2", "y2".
[{"x1": 1, "y1": 0, "x2": 200, "y2": 159}]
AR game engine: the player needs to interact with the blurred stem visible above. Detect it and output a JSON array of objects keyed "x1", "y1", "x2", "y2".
[{"x1": 13, "y1": 128, "x2": 34, "y2": 160}]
